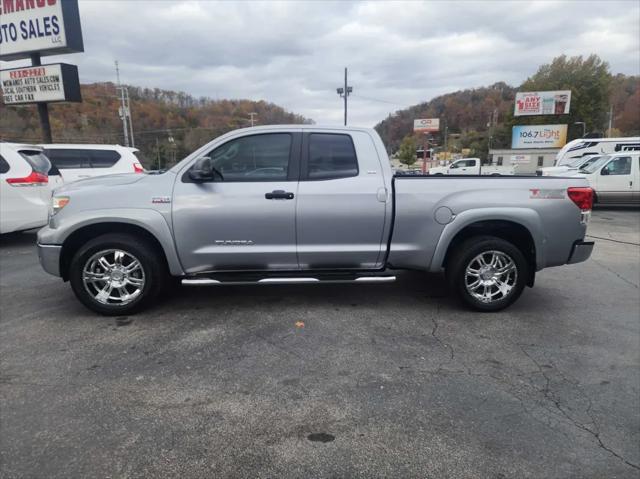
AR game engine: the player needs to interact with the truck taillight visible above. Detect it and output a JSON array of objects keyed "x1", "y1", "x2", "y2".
[
  {"x1": 6, "y1": 170, "x2": 48, "y2": 187},
  {"x1": 133, "y1": 162, "x2": 144, "y2": 173},
  {"x1": 567, "y1": 187, "x2": 593, "y2": 211}
]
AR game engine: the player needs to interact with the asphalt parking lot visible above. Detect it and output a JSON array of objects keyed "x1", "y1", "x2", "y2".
[{"x1": 1, "y1": 209, "x2": 638, "y2": 478}]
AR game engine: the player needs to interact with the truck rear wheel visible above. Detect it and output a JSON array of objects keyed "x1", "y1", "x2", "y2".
[
  {"x1": 447, "y1": 236, "x2": 527, "y2": 312},
  {"x1": 69, "y1": 233, "x2": 167, "y2": 316}
]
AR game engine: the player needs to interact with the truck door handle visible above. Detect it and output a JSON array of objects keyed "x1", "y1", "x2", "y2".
[{"x1": 265, "y1": 190, "x2": 294, "y2": 200}]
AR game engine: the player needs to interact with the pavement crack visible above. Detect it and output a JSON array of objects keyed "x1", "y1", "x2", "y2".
[
  {"x1": 430, "y1": 304, "x2": 455, "y2": 366},
  {"x1": 590, "y1": 258, "x2": 639, "y2": 289},
  {"x1": 517, "y1": 343, "x2": 640, "y2": 472}
]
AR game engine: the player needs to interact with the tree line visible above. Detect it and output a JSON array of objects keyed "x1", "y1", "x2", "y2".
[
  {"x1": 0, "y1": 83, "x2": 312, "y2": 169},
  {"x1": 376, "y1": 54, "x2": 639, "y2": 164}
]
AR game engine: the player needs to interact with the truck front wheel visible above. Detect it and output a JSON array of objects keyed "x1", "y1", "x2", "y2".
[
  {"x1": 69, "y1": 233, "x2": 167, "y2": 316},
  {"x1": 447, "y1": 236, "x2": 528, "y2": 312}
]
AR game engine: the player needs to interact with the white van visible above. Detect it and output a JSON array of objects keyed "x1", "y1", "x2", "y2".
[
  {"x1": 556, "y1": 137, "x2": 640, "y2": 166},
  {"x1": 41, "y1": 144, "x2": 145, "y2": 183},
  {"x1": 568, "y1": 152, "x2": 639, "y2": 205}
]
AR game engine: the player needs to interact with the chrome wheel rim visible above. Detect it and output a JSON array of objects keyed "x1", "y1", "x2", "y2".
[
  {"x1": 465, "y1": 250, "x2": 517, "y2": 304},
  {"x1": 82, "y1": 249, "x2": 145, "y2": 306}
]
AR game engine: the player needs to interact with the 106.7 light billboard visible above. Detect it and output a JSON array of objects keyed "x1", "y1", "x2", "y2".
[{"x1": 511, "y1": 125, "x2": 568, "y2": 149}]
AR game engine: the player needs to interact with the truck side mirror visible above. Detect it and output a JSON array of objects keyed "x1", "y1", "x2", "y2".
[
  {"x1": 189, "y1": 157, "x2": 223, "y2": 182},
  {"x1": 600, "y1": 167, "x2": 609, "y2": 176}
]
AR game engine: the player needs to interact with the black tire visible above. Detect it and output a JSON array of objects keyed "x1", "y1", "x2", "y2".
[
  {"x1": 69, "y1": 233, "x2": 167, "y2": 316},
  {"x1": 446, "y1": 235, "x2": 528, "y2": 312}
]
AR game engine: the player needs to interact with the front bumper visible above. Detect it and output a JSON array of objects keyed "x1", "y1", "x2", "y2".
[
  {"x1": 567, "y1": 240, "x2": 594, "y2": 264},
  {"x1": 37, "y1": 243, "x2": 62, "y2": 277}
]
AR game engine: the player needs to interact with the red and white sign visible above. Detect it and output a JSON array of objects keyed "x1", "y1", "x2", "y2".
[
  {"x1": 414, "y1": 118, "x2": 440, "y2": 133},
  {"x1": 515, "y1": 90, "x2": 571, "y2": 116},
  {"x1": 1, "y1": 63, "x2": 81, "y2": 104}
]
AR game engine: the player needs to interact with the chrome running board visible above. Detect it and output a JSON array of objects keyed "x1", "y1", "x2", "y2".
[{"x1": 182, "y1": 276, "x2": 396, "y2": 286}]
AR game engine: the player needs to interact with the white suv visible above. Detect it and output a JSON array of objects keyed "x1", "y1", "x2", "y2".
[
  {"x1": 0, "y1": 143, "x2": 57, "y2": 234},
  {"x1": 41, "y1": 144, "x2": 145, "y2": 183}
]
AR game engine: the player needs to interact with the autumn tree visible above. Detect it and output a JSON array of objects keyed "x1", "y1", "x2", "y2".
[
  {"x1": 397, "y1": 135, "x2": 418, "y2": 166},
  {"x1": 518, "y1": 54, "x2": 612, "y2": 137}
]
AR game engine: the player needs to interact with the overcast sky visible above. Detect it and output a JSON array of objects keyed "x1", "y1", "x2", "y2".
[{"x1": 5, "y1": 0, "x2": 640, "y2": 126}]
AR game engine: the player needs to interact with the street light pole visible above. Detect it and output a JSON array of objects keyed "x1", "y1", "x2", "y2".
[
  {"x1": 343, "y1": 68, "x2": 348, "y2": 126},
  {"x1": 336, "y1": 68, "x2": 353, "y2": 126}
]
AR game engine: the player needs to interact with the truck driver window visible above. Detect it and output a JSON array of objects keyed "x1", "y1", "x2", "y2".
[
  {"x1": 208, "y1": 133, "x2": 291, "y2": 181},
  {"x1": 602, "y1": 157, "x2": 631, "y2": 175}
]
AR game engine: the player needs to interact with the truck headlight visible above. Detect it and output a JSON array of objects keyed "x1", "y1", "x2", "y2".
[{"x1": 51, "y1": 196, "x2": 70, "y2": 216}]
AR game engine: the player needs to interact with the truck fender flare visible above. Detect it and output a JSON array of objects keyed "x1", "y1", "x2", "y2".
[
  {"x1": 55, "y1": 209, "x2": 185, "y2": 276},
  {"x1": 427, "y1": 207, "x2": 545, "y2": 272}
]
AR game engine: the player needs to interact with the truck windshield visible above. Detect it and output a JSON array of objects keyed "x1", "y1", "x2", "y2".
[
  {"x1": 568, "y1": 155, "x2": 600, "y2": 168},
  {"x1": 580, "y1": 155, "x2": 610, "y2": 174}
]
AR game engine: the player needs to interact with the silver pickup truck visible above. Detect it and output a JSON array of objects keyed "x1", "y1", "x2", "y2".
[{"x1": 37, "y1": 125, "x2": 594, "y2": 315}]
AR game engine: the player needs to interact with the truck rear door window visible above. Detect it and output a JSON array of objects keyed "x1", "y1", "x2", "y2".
[{"x1": 306, "y1": 133, "x2": 358, "y2": 180}]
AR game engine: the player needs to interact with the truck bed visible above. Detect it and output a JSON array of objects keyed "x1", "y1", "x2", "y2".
[{"x1": 388, "y1": 175, "x2": 589, "y2": 272}]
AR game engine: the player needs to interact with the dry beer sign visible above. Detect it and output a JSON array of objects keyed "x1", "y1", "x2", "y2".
[
  {"x1": 514, "y1": 90, "x2": 571, "y2": 116},
  {"x1": 1, "y1": 63, "x2": 80, "y2": 103},
  {"x1": 0, "y1": 0, "x2": 84, "y2": 60}
]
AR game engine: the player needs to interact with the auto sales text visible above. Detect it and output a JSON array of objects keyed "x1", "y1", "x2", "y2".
[{"x1": 0, "y1": 0, "x2": 61, "y2": 45}]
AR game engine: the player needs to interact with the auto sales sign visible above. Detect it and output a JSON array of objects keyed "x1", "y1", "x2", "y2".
[{"x1": 0, "y1": 0, "x2": 84, "y2": 60}]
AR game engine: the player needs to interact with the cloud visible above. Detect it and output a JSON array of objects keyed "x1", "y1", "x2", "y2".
[{"x1": 3, "y1": 0, "x2": 638, "y2": 127}]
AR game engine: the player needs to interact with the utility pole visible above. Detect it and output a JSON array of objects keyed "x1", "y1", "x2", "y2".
[
  {"x1": 115, "y1": 61, "x2": 129, "y2": 146},
  {"x1": 249, "y1": 112, "x2": 258, "y2": 127},
  {"x1": 156, "y1": 137, "x2": 161, "y2": 171},
  {"x1": 607, "y1": 105, "x2": 613, "y2": 137},
  {"x1": 125, "y1": 87, "x2": 135, "y2": 147},
  {"x1": 443, "y1": 120, "x2": 449, "y2": 156},
  {"x1": 336, "y1": 67, "x2": 353, "y2": 126}
]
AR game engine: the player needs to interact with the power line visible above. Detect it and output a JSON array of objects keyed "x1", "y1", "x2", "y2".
[{"x1": 351, "y1": 94, "x2": 409, "y2": 108}]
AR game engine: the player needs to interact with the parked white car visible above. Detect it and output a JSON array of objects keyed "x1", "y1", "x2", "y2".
[
  {"x1": 41, "y1": 144, "x2": 145, "y2": 183},
  {"x1": 568, "y1": 152, "x2": 639, "y2": 204},
  {"x1": 537, "y1": 155, "x2": 604, "y2": 177},
  {"x1": 428, "y1": 158, "x2": 515, "y2": 176},
  {"x1": 0, "y1": 143, "x2": 58, "y2": 234},
  {"x1": 555, "y1": 137, "x2": 640, "y2": 166}
]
